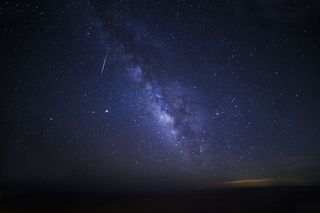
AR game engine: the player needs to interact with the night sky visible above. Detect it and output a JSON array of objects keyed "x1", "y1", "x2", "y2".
[{"x1": 1, "y1": 0, "x2": 320, "y2": 191}]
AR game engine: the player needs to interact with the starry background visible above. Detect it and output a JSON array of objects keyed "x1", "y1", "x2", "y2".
[{"x1": 1, "y1": 0, "x2": 320, "y2": 191}]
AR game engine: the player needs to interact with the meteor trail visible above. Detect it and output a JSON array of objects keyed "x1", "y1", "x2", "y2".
[{"x1": 100, "y1": 49, "x2": 108, "y2": 75}]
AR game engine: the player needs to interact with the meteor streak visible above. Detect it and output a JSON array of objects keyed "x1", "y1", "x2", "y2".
[{"x1": 100, "y1": 49, "x2": 108, "y2": 75}]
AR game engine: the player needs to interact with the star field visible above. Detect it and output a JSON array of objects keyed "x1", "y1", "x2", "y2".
[{"x1": 1, "y1": 0, "x2": 320, "y2": 190}]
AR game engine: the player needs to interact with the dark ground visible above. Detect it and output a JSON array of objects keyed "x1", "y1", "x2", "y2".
[{"x1": 0, "y1": 186, "x2": 320, "y2": 212}]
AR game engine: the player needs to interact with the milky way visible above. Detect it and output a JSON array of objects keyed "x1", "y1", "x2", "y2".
[
  {"x1": 127, "y1": 64, "x2": 206, "y2": 159},
  {"x1": 90, "y1": 1, "x2": 209, "y2": 164}
]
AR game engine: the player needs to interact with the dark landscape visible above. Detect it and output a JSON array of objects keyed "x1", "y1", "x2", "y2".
[{"x1": 0, "y1": 187, "x2": 319, "y2": 212}]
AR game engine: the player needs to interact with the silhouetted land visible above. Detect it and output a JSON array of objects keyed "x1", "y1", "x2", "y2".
[{"x1": 0, "y1": 186, "x2": 320, "y2": 212}]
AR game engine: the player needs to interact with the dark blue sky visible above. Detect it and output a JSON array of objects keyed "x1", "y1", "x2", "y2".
[{"x1": 1, "y1": 0, "x2": 320, "y2": 190}]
